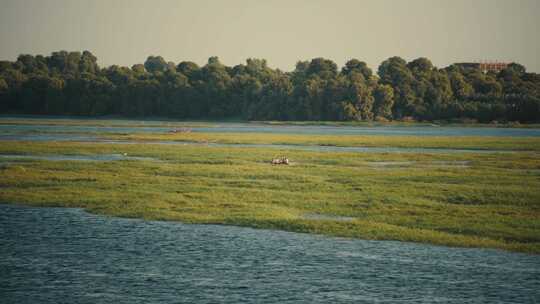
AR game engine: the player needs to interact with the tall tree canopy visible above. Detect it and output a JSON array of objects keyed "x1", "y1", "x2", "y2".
[{"x1": 1, "y1": 50, "x2": 539, "y2": 122}]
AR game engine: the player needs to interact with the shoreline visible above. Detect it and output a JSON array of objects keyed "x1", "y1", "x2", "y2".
[{"x1": 1, "y1": 115, "x2": 539, "y2": 129}]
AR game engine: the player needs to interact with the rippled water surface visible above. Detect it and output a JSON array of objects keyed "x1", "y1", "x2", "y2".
[
  {"x1": 1, "y1": 204, "x2": 539, "y2": 304},
  {"x1": 2, "y1": 120, "x2": 540, "y2": 136}
]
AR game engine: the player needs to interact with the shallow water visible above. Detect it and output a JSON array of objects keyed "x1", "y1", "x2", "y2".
[
  {"x1": 219, "y1": 143, "x2": 511, "y2": 154},
  {"x1": 0, "y1": 133, "x2": 100, "y2": 142},
  {"x1": 1, "y1": 204, "x2": 539, "y2": 304},
  {"x1": 0, "y1": 119, "x2": 536, "y2": 154},
  {"x1": 0, "y1": 133, "x2": 515, "y2": 154},
  {"x1": 194, "y1": 124, "x2": 540, "y2": 137},
  {"x1": 2, "y1": 120, "x2": 540, "y2": 137}
]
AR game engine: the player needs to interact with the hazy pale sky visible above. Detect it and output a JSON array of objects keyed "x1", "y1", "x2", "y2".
[{"x1": 1, "y1": 0, "x2": 539, "y2": 72}]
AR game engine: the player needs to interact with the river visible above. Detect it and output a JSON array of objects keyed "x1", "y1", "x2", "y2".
[
  {"x1": 1, "y1": 118, "x2": 538, "y2": 154},
  {"x1": 1, "y1": 119, "x2": 540, "y2": 137},
  {"x1": 1, "y1": 204, "x2": 539, "y2": 303}
]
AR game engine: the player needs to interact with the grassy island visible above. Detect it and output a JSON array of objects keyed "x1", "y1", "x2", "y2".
[{"x1": 1, "y1": 123, "x2": 539, "y2": 254}]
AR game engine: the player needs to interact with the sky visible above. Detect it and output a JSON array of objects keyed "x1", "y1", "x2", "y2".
[{"x1": 1, "y1": 0, "x2": 539, "y2": 72}]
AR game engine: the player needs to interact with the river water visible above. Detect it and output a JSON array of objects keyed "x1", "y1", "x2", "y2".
[
  {"x1": 1, "y1": 204, "x2": 539, "y2": 304},
  {"x1": 2, "y1": 121, "x2": 540, "y2": 136},
  {"x1": 2, "y1": 119, "x2": 540, "y2": 303},
  {"x1": 0, "y1": 119, "x2": 535, "y2": 154}
]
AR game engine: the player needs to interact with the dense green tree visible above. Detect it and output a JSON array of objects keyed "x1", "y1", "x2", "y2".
[
  {"x1": 448, "y1": 70, "x2": 474, "y2": 100},
  {"x1": 200, "y1": 57, "x2": 233, "y2": 117},
  {"x1": 79, "y1": 51, "x2": 99, "y2": 74},
  {"x1": 378, "y1": 57, "x2": 416, "y2": 118},
  {"x1": 177, "y1": 61, "x2": 201, "y2": 81},
  {"x1": 333, "y1": 101, "x2": 359, "y2": 121},
  {"x1": 407, "y1": 57, "x2": 434, "y2": 75},
  {"x1": 0, "y1": 78, "x2": 8, "y2": 112},
  {"x1": 20, "y1": 75, "x2": 65, "y2": 114},
  {"x1": 0, "y1": 61, "x2": 13, "y2": 72},
  {"x1": 342, "y1": 59, "x2": 372, "y2": 79},
  {"x1": 373, "y1": 84, "x2": 395, "y2": 119},
  {"x1": 345, "y1": 71, "x2": 374, "y2": 120},
  {"x1": 156, "y1": 69, "x2": 190, "y2": 117},
  {"x1": 144, "y1": 56, "x2": 168, "y2": 73},
  {"x1": 131, "y1": 64, "x2": 146, "y2": 75},
  {"x1": 506, "y1": 63, "x2": 526, "y2": 75},
  {"x1": 0, "y1": 51, "x2": 539, "y2": 122},
  {"x1": 0, "y1": 78, "x2": 8, "y2": 93},
  {"x1": 305, "y1": 58, "x2": 338, "y2": 80},
  {"x1": 64, "y1": 74, "x2": 115, "y2": 115},
  {"x1": 248, "y1": 73, "x2": 292, "y2": 120}
]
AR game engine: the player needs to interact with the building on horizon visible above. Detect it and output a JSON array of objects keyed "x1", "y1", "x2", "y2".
[{"x1": 455, "y1": 61, "x2": 510, "y2": 73}]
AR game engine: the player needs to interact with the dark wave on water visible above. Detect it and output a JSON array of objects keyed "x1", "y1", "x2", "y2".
[{"x1": 1, "y1": 204, "x2": 539, "y2": 303}]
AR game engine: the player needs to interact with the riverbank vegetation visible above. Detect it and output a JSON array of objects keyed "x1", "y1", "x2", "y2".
[
  {"x1": 109, "y1": 132, "x2": 540, "y2": 152},
  {"x1": 0, "y1": 116, "x2": 533, "y2": 126},
  {"x1": 1, "y1": 139, "x2": 539, "y2": 254},
  {"x1": 1, "y1": 51, "x2": 539, "y2": 122}
]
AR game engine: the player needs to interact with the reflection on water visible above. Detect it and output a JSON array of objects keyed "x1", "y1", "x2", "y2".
[{"x1": 1, "y1": 204, "x2": 539, "y2": 304}]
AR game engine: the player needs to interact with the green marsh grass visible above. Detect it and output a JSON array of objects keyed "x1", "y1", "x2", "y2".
[
  {"x1": 1, "y1": 139, "x2": 539, "y2": 253},
  {"x1": 112, "y1": 132, "x2": 540, "y2": 151}
]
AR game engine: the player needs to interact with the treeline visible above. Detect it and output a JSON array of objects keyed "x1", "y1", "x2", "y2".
[{"x1": 1, "y1": 51, "x2": 539, "y2": 122}]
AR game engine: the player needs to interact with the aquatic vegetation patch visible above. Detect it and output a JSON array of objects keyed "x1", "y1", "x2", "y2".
[
  {"x1": 0, "y1": 140, "x2": 539, "y2": 253},
  {"x1": 110, "y1": 132, "x2": 540, "y2": 151},
  {"x1": 0, "y1": 153, "x2": 159, "y2": 162}
]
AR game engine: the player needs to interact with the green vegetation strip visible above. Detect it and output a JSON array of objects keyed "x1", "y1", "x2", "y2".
[
  {"x1": 0, "y1": 118, "x2": 215, "y2": 128},
  {"x1": 1, "y1": 140, "x2": 539, "y2": 254},
  {"x1": 110, "y1": 132, "x2": 540, "y2": 151}
]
